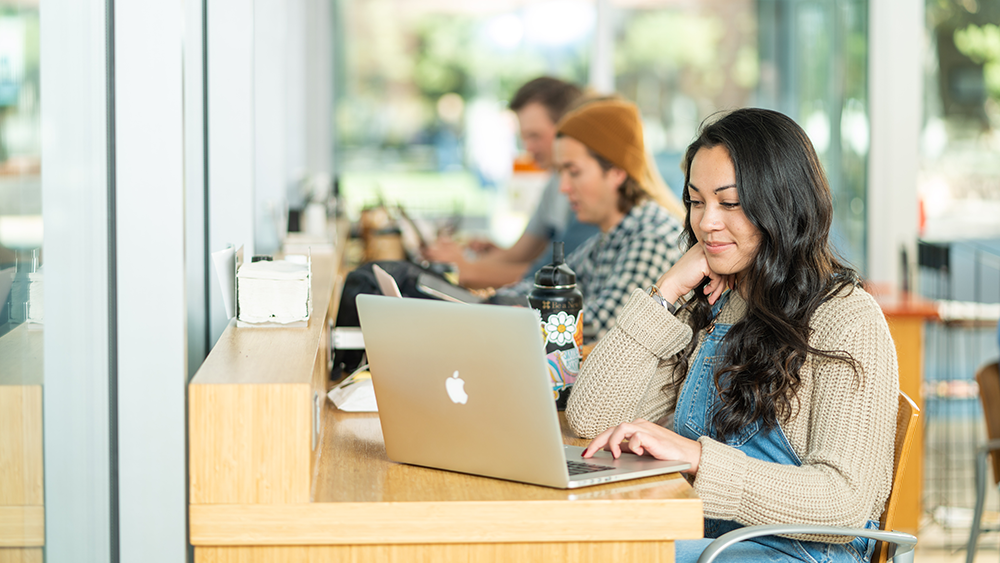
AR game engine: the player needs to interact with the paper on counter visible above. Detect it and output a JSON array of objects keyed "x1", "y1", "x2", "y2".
[{"x1": 328, "y1": 371, "x2": 378, "y2": 412}]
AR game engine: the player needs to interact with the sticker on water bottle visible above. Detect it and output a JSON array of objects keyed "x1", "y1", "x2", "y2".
[
  {"x1": 545, "y1": 347, "x2": 581, "y2": 399},
  {"x1": 542, "y1": 311, "x2": 577, "y2": 347},
  {"x1": 538, "y1": 309, "x2": 585, "y2": 399}
]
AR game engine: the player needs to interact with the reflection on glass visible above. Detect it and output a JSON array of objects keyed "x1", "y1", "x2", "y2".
[
  {"x1": 920, "y1": 1, "x2": 1000, "y2": 241},
  {"x1": 613, "y1": 0, "x2": 758, "y2": 197},
  {"x1": 0, "y1": 2, "x2": 44, "y2": 557},
  {"x1": 334, "y1": 0, "x2": 592, "y2": 237},
  {"x1": 757, "y1": 0, "x2": 868, "y2": 271}
]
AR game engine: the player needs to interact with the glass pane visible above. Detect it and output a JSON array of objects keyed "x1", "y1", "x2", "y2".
[
  {"x1": 756, "y1": 0, "x2": 869, "y2": 271},
  {"x1": 612, "y1": 0, "x2": 758, "y2": 199},
  {"x1": 334, "y1": 0, "x2": 593, "y2": 245},
  {"x1": 4, "y1": 1, "x2": 114, "y2": 560},
  {"x1": 920, "y1": 1, "x2": 1000, "y2": 242},
  {"x1": 0, "y1": 3, "x2": 43, "y2": 558}
]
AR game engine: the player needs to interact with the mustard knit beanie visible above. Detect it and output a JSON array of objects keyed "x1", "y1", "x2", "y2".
[{"x1": 556, "y1": 99, "x2": 647, "y2": 184}]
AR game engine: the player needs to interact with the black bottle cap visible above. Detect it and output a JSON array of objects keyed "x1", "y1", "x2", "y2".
[{"x1": 533, "y1": 241, "x2": 576, "y2": 288}]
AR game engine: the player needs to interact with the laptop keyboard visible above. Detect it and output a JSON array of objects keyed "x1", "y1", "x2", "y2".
[{"x1": 567, "y1": 460, "x2": 614, "y2": 476}]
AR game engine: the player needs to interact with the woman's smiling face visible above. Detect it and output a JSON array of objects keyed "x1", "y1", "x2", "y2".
[{"x1": 686, "y1": 145, "x2": 762, "y2": 277}]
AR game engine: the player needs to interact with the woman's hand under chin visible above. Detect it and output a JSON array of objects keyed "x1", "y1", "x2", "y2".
[
  {"x1": 581, "y1": 419, "x2": 702, "y2": 475},
  {"x1": 655, "y1": 242, "x2": 735, "y2": 305}
]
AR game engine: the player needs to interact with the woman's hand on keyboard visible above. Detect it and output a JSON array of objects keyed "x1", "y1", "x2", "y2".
[{"x1": 582, "y1": 418, "x2": 702, "y2": 475}]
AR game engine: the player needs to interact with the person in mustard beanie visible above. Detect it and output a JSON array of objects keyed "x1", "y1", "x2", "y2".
[
  {"x1": 423, "y1": 77, "x2": 600, "y2": 289},
  {"x1": 495, "y1": 98, "x2": 684, "y2": 341}
]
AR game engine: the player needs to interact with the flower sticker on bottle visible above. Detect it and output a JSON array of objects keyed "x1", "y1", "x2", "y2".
[{"x1": 543, "y1": 311, "x2": 577, "y2": 347}]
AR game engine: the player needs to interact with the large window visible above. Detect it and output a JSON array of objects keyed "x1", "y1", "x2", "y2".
[
  {"x1": 334, "y1": 0, "x2": 870, "y2": 267},
  {"x1": 613, "y1": 0, "x2": 759, "y2": 197},
  {"x1": 758, "y1": 0, "x2": 869, "y2": 271},
  {"x1": 334, "y1": 0, "x2": 596, "y2": 244},
  {"x1": 920, "y1": 1, "x2": 1000, "y2": 242},
  {"x1": 0, "y1": 3, "x2": 46, "y2": 556},
  {"x1": 0, "y1": 5, "x2": 40, "y2": 334},
  {"x1": 2, "y1": 1, "x2": 120, "y2": 560}
]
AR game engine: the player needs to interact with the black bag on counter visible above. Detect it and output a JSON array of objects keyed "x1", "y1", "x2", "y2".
[{"x1": 332, "y1": 261, "x2": 438, "y2": 374}]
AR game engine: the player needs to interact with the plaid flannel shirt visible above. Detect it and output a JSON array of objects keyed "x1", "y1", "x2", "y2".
[{"x1": 500, "y1": 201, "x2": 684, "y2": 341}]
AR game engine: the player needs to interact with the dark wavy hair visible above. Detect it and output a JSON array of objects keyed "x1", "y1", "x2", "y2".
[{"x1": 668, "y1": 108, "x2": 861, "y2": 439}]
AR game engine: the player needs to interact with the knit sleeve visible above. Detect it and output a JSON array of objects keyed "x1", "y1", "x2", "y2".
[
  {"x1": 565, "y1": 288, "x2": 693, "y2": 439},
  {"x1": 691, "y1": 291, "x2": 899, "y2": 535}
]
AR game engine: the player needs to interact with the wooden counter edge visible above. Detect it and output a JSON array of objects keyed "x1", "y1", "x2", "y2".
[
  {"x1": 189, "y1": 499, "x2": 704, "y2": 546},
  {"x1": 0, "y1": 505, "x2": 44, "y2": 547}
]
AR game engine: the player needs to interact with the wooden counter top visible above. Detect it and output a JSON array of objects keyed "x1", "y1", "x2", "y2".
[
  {"x1": 189, "y1": 233, "x2": 347, "y2": 506},
  {"x1": 190, "y1": 408, "x2": 702, "y2": 547},
  {"x1": 191, "y1": 252, "x2": 340, "y2": 386},
  {"x1": 0, "y1": 323, "x2": 43, "y2": 387},
  {"x1": 867, "y1": 283, "x2": 940, "y2": 320},
  {"x1": 0, "y1": 323, "x2": 45, "y2": 549},
  {"x1": 188, "y1": 223, "x2": 703, "y2": 561},
  {"x1": 312, "y1": 410, "x2": 699, "y2": 504}
]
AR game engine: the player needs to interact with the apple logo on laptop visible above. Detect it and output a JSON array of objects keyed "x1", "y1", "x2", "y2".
[{"x1": 446, "y1": 371, "x2": 468, "y2": 404}]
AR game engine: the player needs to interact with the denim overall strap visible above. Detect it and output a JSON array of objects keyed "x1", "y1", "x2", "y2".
[{"x1": 672, "y1": 294, "x2": 878, "y2": 563}]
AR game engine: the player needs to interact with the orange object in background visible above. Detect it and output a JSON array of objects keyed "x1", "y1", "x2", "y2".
[{"x1": 512, "y1": 153, "x2": 545, "y2": 172}]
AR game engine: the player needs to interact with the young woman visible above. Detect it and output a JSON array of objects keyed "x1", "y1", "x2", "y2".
[
  {"x1": 495, "y1": 98, "x2": 684, "y2": 340},
  {"x1": 565, "y1": 108, "x2": 898, "y2": 563}
]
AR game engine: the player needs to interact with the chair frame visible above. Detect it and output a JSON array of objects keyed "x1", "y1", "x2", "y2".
[
  {"x1": 696, "y1": 391, "x2": 920, "y2": 563},
  {"x1": 966, "y1": 362, "x2": 1000, "y2": 563}
]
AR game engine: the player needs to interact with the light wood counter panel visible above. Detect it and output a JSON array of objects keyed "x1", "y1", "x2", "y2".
[
  {"x1": 0, "y1": 376, "x2": 42, "y2": 505},
  {"x1": 0, "y1": 507, "x2": 43, "y2": 548},
  {"x1": 189, "y1": 224, "x2": 701, "y2": 562},
  {"x1": 190, "y1": 498, "x2": 700, "y2": 546},
  {"x1": 189, "y1": 243, "x2": 346, "y2": 505},
  {"x1": 0, "y1": 324, "x2": 44, "y2": 550},
  {"x1": 194, "y1": 541, "x2": 677, "y2": 563},
  {"x1": 190, "y1": 411, "x2": 701, "y2": 547},
  {"x1": 0, "y1": 324, "x2": 43, "y2": 386},
  {"x1": 312, "y1": 411, "x2": 698, "y2": 504},
  {"x1": 0, "y1": 548, "x2": 43, "y2": 563}
]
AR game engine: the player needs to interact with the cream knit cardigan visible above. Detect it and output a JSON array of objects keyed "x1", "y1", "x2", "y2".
[{"x1": 566, "y1": 286, "x2": 899, "y2": 530}]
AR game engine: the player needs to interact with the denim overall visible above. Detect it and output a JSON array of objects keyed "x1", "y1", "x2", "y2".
[{"x1": 672, "y1": 293, "x2": 878, "y2": 563}]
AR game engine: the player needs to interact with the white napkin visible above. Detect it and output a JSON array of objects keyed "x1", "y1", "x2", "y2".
[
  {"x1": 328, "y1": 371, "x2": 378, "y2": 412},
  {"x1": 237, "y1": 259, "x2": 311, "y2": 324}
]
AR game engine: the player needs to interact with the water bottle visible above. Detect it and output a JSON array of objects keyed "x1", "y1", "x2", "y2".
[{"x1": 528, "y1": 242, "x2": 584, "y2": 410}]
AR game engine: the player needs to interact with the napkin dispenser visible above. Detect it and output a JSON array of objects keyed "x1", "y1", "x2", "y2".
[{"x1": 235, "y1": 254, "x2": 312, "y2": 328}]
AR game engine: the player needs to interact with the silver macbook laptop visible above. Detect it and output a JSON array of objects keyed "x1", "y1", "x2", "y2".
[{"x1": 355, "y1": 294, "x2": 690, "y2": 489}]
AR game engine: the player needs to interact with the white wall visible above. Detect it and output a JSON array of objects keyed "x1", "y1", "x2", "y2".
[
  {"x1": 868, "y1": 0, "x2": 924, "y2": 288},
  {"x1": 114, "y1": 1, "x2": 188, "y2": 561},
  {"x1": 206, "y1": 0, "x2": 333, "y2": 344},
  {"x1": 254, "y1": 0, "x2": 334, "y2": 256},
  {"x1": 41, "y1": 0, "x2": 114, "y2": 559},
  {"x1": 305, "y1": 0, "x2": 334, "y2": 175},
  {"x1": 185, "y1": 0, "x2": 208, "y2": 378},
  {"x1": 254, "y1": 0, "x2": 291, "y2": 255},
  {"x1": 207, "y1": 0, "x2": 256, "y2": 345}
]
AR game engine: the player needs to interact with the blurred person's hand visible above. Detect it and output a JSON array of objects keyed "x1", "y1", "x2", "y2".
[
  {"x1": 423, "y1": 236, "x2": 464, "y2": 264},
  {"x1": 466, "y1": 239, "x2": 498, "y2": 255},
  {"x1": 468, "y1": 287, "x2": 496, "y2": 300}
]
